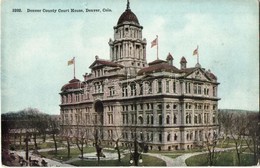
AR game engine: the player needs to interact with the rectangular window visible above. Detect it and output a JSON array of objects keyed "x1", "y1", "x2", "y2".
[
  {"x1": 213, "y1": 86, "x2": 216, "y2": 96},
  {"x1": 173, "y1": 81, "x2": 176, "y2": 93},
  {"x1": 131, "y1": 114, "x2": 134, "y2": 124},
  {"x1": 198, "y1": 85, "x2": 202, "y2": 94},
  {"x1": 130, "y1": 84, "x2": 136, "y2": 96},
  {"x1": 109, "y1": 87, "x2": 115, "y2": 96},
  {"x1": 122, "y1": 114, "x2": 125, "y2": 124},
  {"x1": 194, "y1": 84, "x2": 197, "y2": 94},
  {"x1": 159, "y1": 133, "x2": 162, "y2": 142},
  {"x1": 140, "y1": 104, "x2": 143, "y2": 110},
  {"x1": 122, "y1": 84, "x2": 128, "y2": 97}
]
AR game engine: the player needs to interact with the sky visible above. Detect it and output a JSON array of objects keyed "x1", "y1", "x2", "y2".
[{"x1": 1, "y1": 0, "x2": 259, "y2": 114}]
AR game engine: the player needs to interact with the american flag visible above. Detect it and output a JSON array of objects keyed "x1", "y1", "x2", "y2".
[
  {"x1": 151, "y1": 37, "x2": 157, "y2": 48},
  {"x1": 193, "y1": 46, "x2": 199, "y2": 56}
]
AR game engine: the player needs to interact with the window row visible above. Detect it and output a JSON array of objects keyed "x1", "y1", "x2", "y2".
[{"x1": 122, "y1": 113, "x2": 178, "y2": 125}]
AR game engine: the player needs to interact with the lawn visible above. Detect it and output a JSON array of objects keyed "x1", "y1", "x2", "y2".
[
  {"x1": 39, "y1": 146, "x2": 96, "y2": 161},
  {"x1": 9, "y1": 141, "x2": 65, "y2": 150},
  {"x1": 186, "y1": 151, "x2": 255, "y2": 166},
  {"x1": 70, "y1": 153, "x2": 166, "y2": 166}
]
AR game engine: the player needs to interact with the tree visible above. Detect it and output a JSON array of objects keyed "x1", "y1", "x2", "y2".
[
  {"x1": 204, "y1": 126, "x2": 218, "y2": 166},
  {"x1": 61, "y1": 119, "x2": 72, "y2": 159},
  {"x1": 23, "y1": 108, "x2": 49, "y2": 150},
  {"x1": 75, "y1": 119, "x2": 89, "y2": 159},
  {"x1": 229, "y1": 113, "x2": 248, "y2": 166},
  {"x1": 245, "y1": 112, "x2": 259, "y2": 165},
  {"x1": 48, "y1": 116, "x2": 60, "y2": 154},
  {"x1": 108, "y1": 126, "x2": 123, "y2": 162}
]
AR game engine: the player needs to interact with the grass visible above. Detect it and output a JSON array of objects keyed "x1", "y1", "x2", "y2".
[
  {"x1": 39, "y1": 146, "x2": 96, "y2": 161},
  {"x1": 186, "y1": 151, "x2": 256, "y2": 166},
  {"x1": 70, "y1": 153, "x2": 166, "y2": 166},
  {"x1": 9, "y1": 141, "x2": 65, "y2": 150},
  {"x1": 38, "y1": 142, "x2": 65, "y2": 149}
]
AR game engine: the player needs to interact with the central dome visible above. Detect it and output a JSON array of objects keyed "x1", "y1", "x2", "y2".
[
  {"x1": 117, "y1": 9, "x2": 139, "y2": 25},
  {"x1": 117, "y1": 1, "x2": 139, "y2": 25}
]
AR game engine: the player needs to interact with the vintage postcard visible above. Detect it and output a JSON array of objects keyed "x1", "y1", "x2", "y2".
[{"x1": 1, "y1": 0, "x2": 259, "y2": 167}]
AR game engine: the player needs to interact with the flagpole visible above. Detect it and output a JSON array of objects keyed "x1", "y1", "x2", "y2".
[
  {"x1": 73, "y1": 57, "x2": 75, "y2": 79},
  {"x1": 197, "y1": 45, "x2": 199, "y2": 64},
  {"x1": 156, "y1": 35, "x2": 158, "y2": 60}
]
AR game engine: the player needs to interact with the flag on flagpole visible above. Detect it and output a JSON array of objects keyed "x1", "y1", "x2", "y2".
[
  {"x1": 151, "y1": 37, "x2": 157, "y2": 48},
  {"x1": 193, "y1": 46, "x2": 198, "y2": 56},
  {"x1": 68, "y1": 57, "x2": 75, "y2": 66}
]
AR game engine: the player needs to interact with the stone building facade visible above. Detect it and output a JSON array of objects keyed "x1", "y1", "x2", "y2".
[{"x1": 60, "y1": 1, "x2": 220, "y2": 150}]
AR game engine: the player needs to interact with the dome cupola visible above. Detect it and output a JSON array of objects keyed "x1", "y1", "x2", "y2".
[{"x1": 117, "y1": 0, "x2": 139, "y2": 25}]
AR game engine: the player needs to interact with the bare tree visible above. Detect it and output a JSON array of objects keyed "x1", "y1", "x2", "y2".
[
  {"x1": 229, "y1": 113, "x2": 248, "y2": 166},
  {"x1": 61, "y1": 118, "x2": 72, "y2": 159},
  {"x1": 108, "y1": 126, "x2": 123, "y2": 162},
  {"x1": 48, "y1": 116, "x2": 60, "y2": 154},
  {"x1": 245, "y1": 112, "x2": 259, "y2": 165},
  {"x1": 75, "y1": 119, "x2": 89, "y2": 159},
  {"x1": 204, "y1": 125, "x2": 218, "y2": 166}
]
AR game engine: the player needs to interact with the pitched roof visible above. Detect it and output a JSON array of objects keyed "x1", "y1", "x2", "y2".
[
  {"x1": 148, "y1": 59, "x2": 167, "y2": 66},
  {"x1": 181, "y1": 67, "x2": 217, "y2": 80},
  {"x1": 138, "y1": 62, "x2": 181, "y2": 75},
  {"x1": 89, "y1": 59, "x2": 124, "y2": 69}
]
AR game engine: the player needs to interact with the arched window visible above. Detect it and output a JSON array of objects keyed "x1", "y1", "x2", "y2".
[
  {"x1": 147, "y1": 115, "x2": 150, "y2": 124},
  {"x1": 166, "y1": 115, "x2": 170, "y2": 124},
  {"x1": 186, "y1": 113, "x2": 189, "y2": 124},
  {"x1": 173, "y1": 114, "x2": 177, "y2": 124},
  {"x1": 174, "y1": 133, "x2": 178, "y2": 140},
  {"x1": 167, "y1": 133, "x2": 171, "y2": 141},
  {"x1": 159, "y1": 115, "x2": 162, "y2": 125},
  {"x1": 138, "y1": 116, "x2": 143, "y2": 124}
]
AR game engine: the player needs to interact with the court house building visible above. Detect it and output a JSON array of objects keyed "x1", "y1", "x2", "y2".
[{"x1": 60, "y1": 1, "x2": 220, "y2": 150}]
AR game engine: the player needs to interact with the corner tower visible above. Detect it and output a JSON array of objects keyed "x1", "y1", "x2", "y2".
[{"x1": 108, "y1": 0, "x2": 147, "y2": 77}]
